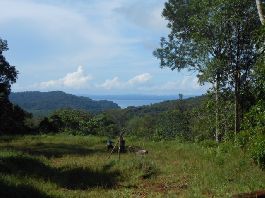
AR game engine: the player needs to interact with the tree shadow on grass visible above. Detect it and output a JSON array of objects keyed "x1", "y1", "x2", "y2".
[
  {"x1": 0, "y1": 155, "x2": 55, "y2": 179},
  {"x1": 1, "y1": 142, "x2": 103, "y2": 158},
  {"x1": 0, "y1": 181, "x2": 52, "y2": 198},
  {"x1": 0, "y1": 135, "x2": 21, "y2": 143},
  {"x1": 0, "y1": 155, "x2": 121, "y2": 190},
  {"x1": 57, "y1": 167, "x2": 120, "y2": 190}
]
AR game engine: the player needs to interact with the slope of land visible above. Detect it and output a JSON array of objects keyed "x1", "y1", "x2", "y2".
[
  {"x1": 9, "y1": 91, "x2": 120, "y2": 116},
  {"x1": 123, "y1": 95, "x2": 206, "y2": 116},
  {"x1": 0, "y1": 135, "x2": 265, "y2": 198}
]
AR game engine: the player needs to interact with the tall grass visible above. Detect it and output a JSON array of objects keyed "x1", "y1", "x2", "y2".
[{"x1": 0, "y1": 135, "x2": 265, "y2": 197}]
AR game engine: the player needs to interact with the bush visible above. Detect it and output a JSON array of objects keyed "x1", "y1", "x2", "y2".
[
  {"x1": 199, "y1": 139, "x2": 218, "y2": 148},
  {"x1": 250, "y1": 135, "x2": 265, "y2": 169},
  {"x1": 121, "y1": 158, "x2": 159, "y2": 179},
  {"x1": 235, "y1": 130, "x2": 251, "y2": 148},
  {"x1": 243, "y1": 100, "x2": 265, "y2": 134}
]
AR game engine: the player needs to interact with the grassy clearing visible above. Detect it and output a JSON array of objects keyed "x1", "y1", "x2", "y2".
[{"x1": 0, "y1": 135, "x2": 265, "y2": 197}]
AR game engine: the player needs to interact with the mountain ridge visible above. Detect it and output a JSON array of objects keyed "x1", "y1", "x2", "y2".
[{"x1": 9, "y1": 91, "x2": 120, "y2": 116}]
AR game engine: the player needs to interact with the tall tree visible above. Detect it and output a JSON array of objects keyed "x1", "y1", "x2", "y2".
[
  {"x1": 0, "y1": 38, "x2": 27, "y2": 135},
  {"x1": 0, "y1": 38, "x2": 18, "y2": 98},
  {"x1": 256, "y1": 0, "x2": 265, "y2": 25},
  {"x1": 154, "y1": 0, "x2": 263, "y2": 140}
]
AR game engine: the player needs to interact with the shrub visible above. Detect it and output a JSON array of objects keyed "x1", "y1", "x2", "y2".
[
  {"x1": 121, "y1": 158, "x2": 159, "y2": 179},
  {"x1": 250, "y1": 135, "x2": 265, "y2": 169},
  {"x1": 235, "y1": 130, "x2": 251, "y2": 148},
  {"x1": 199, "y1": 139, "x2": 218, "y2": 148},
  {"x1": 243, "y1": 100, "x2": 265, "y2": 134}
]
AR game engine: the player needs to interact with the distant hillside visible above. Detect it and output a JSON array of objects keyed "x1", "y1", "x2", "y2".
[
  {"x1": 10, "y1": 91, "x2": 120, "y2": 116},
  {"x1": 122, "y1": 95, "x2": 206, "y2": 116}
]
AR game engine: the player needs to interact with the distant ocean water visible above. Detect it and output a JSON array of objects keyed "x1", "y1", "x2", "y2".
[
  {"x1": 101, "y1": 99, "x2": 167, "y2": 108},
  {"x1": 86, "y1": 95, "x2": 195, "y2": 108}
]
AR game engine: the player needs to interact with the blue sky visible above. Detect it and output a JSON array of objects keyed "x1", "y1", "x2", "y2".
[{"x1": 1, "y1": 0, "x2": 209, "y2": 95}]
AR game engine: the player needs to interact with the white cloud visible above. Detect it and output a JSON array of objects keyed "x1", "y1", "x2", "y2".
[
  {"x1": 137, "y1": 76, "x2": 210, "y2": 94},
  {"x1": 128, "y1": 73, "x2": 152, "y2": 85},
  {"x1": 160, "y1": 76, "x2": 201, "y2": 91},
  {"x1": 99, "y1": 73, "x2": 152, "y2": 90},
  {"x1": 39, "y1": 66, "x2": 92, "y2": 89},
  {"x1": 100, "y1": 77, "x2": 122, "y2": 90},
  {"x1": 3, "y1": 0, "x2": 209, "y2": 95}
]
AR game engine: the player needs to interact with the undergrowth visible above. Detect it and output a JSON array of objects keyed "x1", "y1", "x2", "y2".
[{"x1": 0, "y1": 135, "x2": 265, "y2": 197}]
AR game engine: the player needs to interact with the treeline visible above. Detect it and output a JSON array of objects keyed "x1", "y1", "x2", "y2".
[
  {"x1": 26, "y1": 95, "x2": 207, "y2": 140},
  {"x1": 27, "y1": 89, "x2": 263, "y2": 166},
  {"x1": 23, "y1": 91, "x2": 262, "y2": 144},
  {"x1": 10, "y1": 91, "x2": 120, "y2": 116}
]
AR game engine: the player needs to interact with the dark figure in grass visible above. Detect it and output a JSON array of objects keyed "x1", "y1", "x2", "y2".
[{"x1": 107, "y1": 139, "x2": 114, "y2": 151}]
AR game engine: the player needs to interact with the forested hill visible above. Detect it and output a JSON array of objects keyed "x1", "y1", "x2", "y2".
[
  {"x1": 9, "y1": 91, "x2": 120, "y2": 116},
  {"x1": 121, "y1": 95, "x2": 206, "y2": 116}
]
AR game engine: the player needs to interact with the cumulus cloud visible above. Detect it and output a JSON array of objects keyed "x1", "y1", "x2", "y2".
[
  {"x1": 39, "y1": 66, "x2": 92, "y2": 89},
  {"x1": 99, "y1": 73, "x2": 152, "y2": 90},
  {"x1": 138, "y1": 76, "x2": 209, "y2": 94},
  {"x1": 3, "y1": 0, "x2": 208, "y2": 95},
  {"x1": 161, "y1": 76, "x2": 201, "y2": 91},
  {"x1": 128, "y1": 73, "x2": 152, "y2": 85},
  {"x1": 100, "y1": 77, "x2": 122, "y2": 90}
]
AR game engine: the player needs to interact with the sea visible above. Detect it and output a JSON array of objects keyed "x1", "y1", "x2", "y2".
[{"x1": 85, "y1": 95, "x2": 194, "y2": 109}]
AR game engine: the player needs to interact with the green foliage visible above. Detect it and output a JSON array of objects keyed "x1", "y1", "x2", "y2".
[
  {"x1": 0, "y1": 98, "x2": 32, "y2": 135},
  {"x1": 250, "y1": 135, "x2": 265, "y2": 169},
  {"x1": 89, "y1": 113, "x2": 119, "y2": 137},
  {"x1": 189, "y1": 92, "x2": 234, "y2": 142},
  {"x1": 155, "y1": 110, "x2": 191, "y2": 141},
  {"x1": 0, "y1": 38, "x2": 18, "y2": 96},
  {"x1": 39, "y1": 109, "x2": 92, "y2": 135},
  {"x1": 126, "y1": 115, "x2": 157, "y2": 138},
  {"x1": 237, "y1": 101, "x2": 265, "y2": 148},
  {"x1": 38, "y1": 109, "x2": 120, "y2": 137},
  {"x1": 199, "y1": 140, "x2": 218, "y2": 148},
  {"x1": 155, "y1": 0, "x2": 264, "y2": 139},
  {"x1": 0, "y1": 38, "x2": 30, "y2": 135},
  {"x1": 235, "y1": 130, "x2": 252, "y2": 149},
  {"x1": 243, "y1": 101, "x2": 265, "y2": 132}
]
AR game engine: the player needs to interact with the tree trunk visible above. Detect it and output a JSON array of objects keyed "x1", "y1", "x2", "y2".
[
  {"x1": 256, "y1": 0, "x2": 265, "y2": 25},
  {"x1": 234, "y1": 69, "x2": 241, "y2": 140},
  {"x1": 215, "y1": 78, "x2": 220, "y2": 143}
]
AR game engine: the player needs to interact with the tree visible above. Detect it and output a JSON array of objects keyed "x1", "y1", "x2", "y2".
[
  {"x1": 0, "y1": 38, "x2": 30, "y2": 135},
  {"x1": 0, "y1": 38, "x2": 18, "y2": 97},
  {"x1": 256, "y1": 0, "x2": 265, "y2": 25},
  {"x1": 155, "y1": 110, "x2": 191, "y2": 140},
  {"x1": 154, "y1": 0, "x2": 263, "y2": 140},
  {"x1": 154, "y1": 0, "x2": 231, "y2": 142}
]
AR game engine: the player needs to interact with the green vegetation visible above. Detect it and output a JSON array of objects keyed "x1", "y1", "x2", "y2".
[
  {"x1": 0, "y1": 38, "x2": 31, "y2": 135},
  {"x1": 31, "y1": 95, "x2": 206, "y2": 141},
  {"x1": 154, "y1": 0, "x2": 265, "y2": 139},
  {"x1": 1, "y1": 135, "x2": 265, "y2": 198},
  {"x1": 10, "y1": 91, "x2": 120, "y2": 116},
  {"x1": 0, "y1": 0, "x2": 265, "y2": 197}
]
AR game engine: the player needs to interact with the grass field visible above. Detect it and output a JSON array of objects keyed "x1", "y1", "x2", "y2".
[{"x1": 0, "y1": 135, "x2": 265, "y2": 198}]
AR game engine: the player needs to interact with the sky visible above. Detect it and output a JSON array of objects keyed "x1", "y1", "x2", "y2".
[{"x1": 1, "y1": 0, "x2": 209, "y2": 95}]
